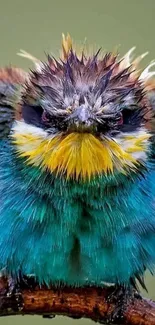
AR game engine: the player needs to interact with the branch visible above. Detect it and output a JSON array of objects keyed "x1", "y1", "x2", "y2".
[{"x1": 0, "y1": 277, "x2": 155, "y2": 324}]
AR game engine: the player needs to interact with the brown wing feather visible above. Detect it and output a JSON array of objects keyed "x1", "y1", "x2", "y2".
[{"x1": 0, "y1": 67, "x2": 28, "y2": 138}]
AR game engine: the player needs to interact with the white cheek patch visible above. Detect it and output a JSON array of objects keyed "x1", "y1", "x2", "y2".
[
  {"x1": 131, "y1": 151, "x2": 148, "y2": 160},
  {"x1": 11, "y1": 121, "x2": 48, "y2": 138},
  {"x1": 113, "y1": 128, "x2": 151, "y2": 161}
]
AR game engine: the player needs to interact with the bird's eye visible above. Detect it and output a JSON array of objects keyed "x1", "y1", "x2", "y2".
[
  {"x1": 22, "y1": 104, "x2": 43, "y2": 127},
  {"x1": 119, "y1": 106, "x2": 145, "y2": 131},
  {"x1": 42, "y1": 111, "x2": 50, "y2": 123},
  {"x1": 122, "y1": 108, "x2": 135, "y2": 124},
  {"x1": 117, "y1": 114, "x2": 123, "y2": 125},
  {"x1": 122, "y1": 107, "x2": 141, "y2": 123}
]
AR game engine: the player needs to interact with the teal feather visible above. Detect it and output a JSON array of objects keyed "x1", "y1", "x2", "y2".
[{"x1": 0, "y1": 140, "x2": 155, "y2": 287}]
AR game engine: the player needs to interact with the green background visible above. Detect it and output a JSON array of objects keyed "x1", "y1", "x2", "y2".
[{"x1": 0, "y1": 0, "x2": 155, "y2": 323}]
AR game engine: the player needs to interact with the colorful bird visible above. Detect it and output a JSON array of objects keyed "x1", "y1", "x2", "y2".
[{"x1": 0, "y1": 34, "x2": 155, "y2": 317}]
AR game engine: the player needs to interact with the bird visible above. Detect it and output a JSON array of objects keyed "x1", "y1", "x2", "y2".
[{"x1": 0, "y1": 34, "x2": 155, "y2": 318}]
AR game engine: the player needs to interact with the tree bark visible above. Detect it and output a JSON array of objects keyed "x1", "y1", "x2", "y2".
[{"x1": 0, "y1": 277, "x2": 155, "y2": 324}]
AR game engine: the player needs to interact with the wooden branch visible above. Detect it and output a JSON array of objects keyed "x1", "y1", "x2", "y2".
[{"x1": 0, "y1": 277, "x2": 155, "y2": 324}]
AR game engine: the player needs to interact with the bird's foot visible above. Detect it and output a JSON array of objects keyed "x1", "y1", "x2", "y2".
[
  {"x1": 6, "y1": 272, "x2": 39, "y2": 312},
  {"x1": 7, "y1": 276, "x2": 20, "y2": 296},
  {"x1": 17, "y1": 273, "x2": 37, "y2": 290},
  {"x1": 10, "y1": 274, "x2": 55, "y2": 319},
  {"x1": 6, "y1": 276, "x2": 23, "y2": 311},
  {"x1": 106, "y1": 285, "x2": 141, "y2": 324}
]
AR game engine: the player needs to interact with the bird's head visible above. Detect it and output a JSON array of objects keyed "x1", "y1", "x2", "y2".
[{"x1": 12, "y1": 34, "x2": 155, "y2": 181}]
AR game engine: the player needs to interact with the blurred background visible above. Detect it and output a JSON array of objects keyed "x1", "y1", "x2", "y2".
[{"x1": 0, "y1": 0, "x2": 155, "y2": 323}]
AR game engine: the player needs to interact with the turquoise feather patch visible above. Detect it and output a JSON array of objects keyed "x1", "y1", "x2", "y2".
[{"x1": 0, "y1": 140, "x2": 155, "y2": 287}]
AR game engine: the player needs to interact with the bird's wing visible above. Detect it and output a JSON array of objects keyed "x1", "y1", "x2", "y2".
[
  {"x1": 0, "y1": 67, "x2": 28, "y2": 139},
  {"x1": 146, "y1": 79, "x2": 155, "y2": 112},
  {"x1": 144, "y1": 80, "x2": 155, "y2": 160}
]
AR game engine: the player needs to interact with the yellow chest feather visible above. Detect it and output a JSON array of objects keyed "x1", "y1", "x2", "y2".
[{"x1": 11, "y1": 130, "x2": 149, "y2": 180}]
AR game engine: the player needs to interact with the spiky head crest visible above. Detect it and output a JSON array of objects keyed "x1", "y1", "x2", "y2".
[
  {"x1": 13, "y1": 34, "x2": 155, "y2": 180},
  {"x1": 20, "y1": 34, "x2": 154, "y2": 133}
]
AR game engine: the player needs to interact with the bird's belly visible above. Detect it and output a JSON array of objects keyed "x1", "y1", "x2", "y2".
[{"x1": 1, "y1": 178, "x2": 155, "y2": 287}]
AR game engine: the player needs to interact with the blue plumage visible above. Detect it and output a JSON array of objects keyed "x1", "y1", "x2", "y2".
[{"x1": 0, "y1": 140, "x2": 155, "y2": 287}]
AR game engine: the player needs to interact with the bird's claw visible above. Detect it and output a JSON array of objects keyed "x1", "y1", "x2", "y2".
[
  {"x1": 7, "y1": 276, "x2": 23, "y2": 311},
  {"x1": 7, "y1": 276, "x2": 20, "y2": 296},
  {"x1": 106, "y1": 286, "x2": 139, "y2": 324}
]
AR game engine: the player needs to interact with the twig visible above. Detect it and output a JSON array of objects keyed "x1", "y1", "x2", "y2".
[{"x1": 0, "y1": 277, "x2": 155, "y2": 324}]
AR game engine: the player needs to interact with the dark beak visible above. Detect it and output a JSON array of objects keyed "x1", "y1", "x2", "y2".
[{"x1": 67, "y1": 105, "x2": 91, "y2": 125}]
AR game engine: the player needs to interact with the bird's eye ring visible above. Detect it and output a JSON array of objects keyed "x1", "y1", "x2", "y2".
[
  {"x1": 42, "y1": 111, "x2": 50, "y2": 122},
  {"x1": 117, "y1": 114, "x2": 123, "y2": 125}
]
